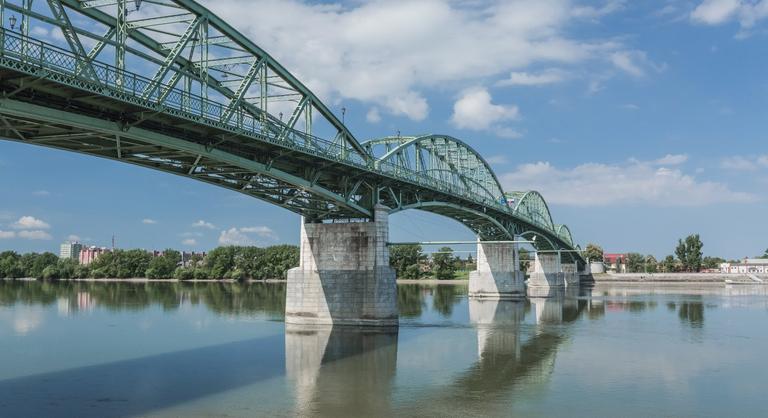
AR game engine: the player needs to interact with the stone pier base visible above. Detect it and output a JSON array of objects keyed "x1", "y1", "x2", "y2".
[
  {"x1": 526, "y1": 252, "x2": 564, "y2": 296},
  {"x1": 469, "y1": 241, "x2": 525, "y2": 299},
  {"x1": 285, "y1": 205, "x2": 398, "y2": 327}
]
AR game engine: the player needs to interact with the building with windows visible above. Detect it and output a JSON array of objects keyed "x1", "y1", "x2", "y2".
[
  {"x1": 59, "y1": 241, "x2": 82, "y2": 260},
  {"x1": 79, "y1": 246, "x2": 110, "y2": 265},
  {"x1": 603, "y1": 253, "x2": 628, "y2": 273},
  {"x1": 720, "y1": 258, "x2": 768, "y2": 274}
]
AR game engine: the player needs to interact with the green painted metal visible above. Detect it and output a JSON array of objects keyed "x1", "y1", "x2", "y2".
[{"x1": 0, "y1": 0, "x2": 583, "y2": 263}]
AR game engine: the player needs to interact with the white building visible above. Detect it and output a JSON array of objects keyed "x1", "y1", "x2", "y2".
[
  {"x1": 59, "y1": 241, "x2": 82, "y2": 260},
  {"x1": 720, "y1": 258, "x2": 768, "y2": 274}
]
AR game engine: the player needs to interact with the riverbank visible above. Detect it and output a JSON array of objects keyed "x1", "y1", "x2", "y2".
[{"x1": 593, "y1": 273, "x2": 768, "y2": 283}]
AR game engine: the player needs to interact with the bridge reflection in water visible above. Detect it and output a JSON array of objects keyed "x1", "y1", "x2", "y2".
[{"x1": 283, "y1": 285, "x2": 593, "y2": 415}]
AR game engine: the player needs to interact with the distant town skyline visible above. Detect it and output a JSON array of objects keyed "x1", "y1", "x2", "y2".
[{"x1": 1, "y1": 0, "x2": 767, "y2": 259}]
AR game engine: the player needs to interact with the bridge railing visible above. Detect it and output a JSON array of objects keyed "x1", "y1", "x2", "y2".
[{"x1": 0, "y1": 30, "x2": 557, "y2": 236}]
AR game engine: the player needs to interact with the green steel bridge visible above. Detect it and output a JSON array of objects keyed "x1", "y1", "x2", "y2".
[{"x1": 0, "y1": 0, "x2": 583, "y2": 264}]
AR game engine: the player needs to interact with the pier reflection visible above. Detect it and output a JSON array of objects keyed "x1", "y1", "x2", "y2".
[{"x1": 285, "y1": 324, "x2": 398, "y2": 416}]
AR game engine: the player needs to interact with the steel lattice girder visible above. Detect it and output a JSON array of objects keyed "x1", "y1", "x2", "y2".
[{"x1": 0, "y1": 0, "x2": 584, "y2": 263}]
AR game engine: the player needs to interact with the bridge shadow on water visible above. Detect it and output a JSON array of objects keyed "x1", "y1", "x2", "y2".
[{"x1": 0, "y1": 334, "x2": 287, "y2": 418}]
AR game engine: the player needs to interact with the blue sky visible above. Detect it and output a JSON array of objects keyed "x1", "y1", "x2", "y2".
[{"x1": 1, "y1": 0, "x2": 767, "y2": 259}]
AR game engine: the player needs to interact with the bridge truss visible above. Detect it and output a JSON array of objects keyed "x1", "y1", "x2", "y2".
[{"x1": 0, "y1": 0, "x2": 583, "y2": 263}]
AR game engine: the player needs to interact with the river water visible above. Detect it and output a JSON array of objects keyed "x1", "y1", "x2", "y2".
[{"x1": 1, "y1": 280, "x2": 767, "y2": 417}]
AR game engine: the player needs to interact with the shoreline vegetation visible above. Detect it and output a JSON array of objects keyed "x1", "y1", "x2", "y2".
[{"x1": 0, "y1": 243, "x2": 476, "y2": 282}]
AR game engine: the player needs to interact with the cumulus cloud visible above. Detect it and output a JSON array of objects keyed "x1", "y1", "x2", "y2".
[
  {"x1": 690, "y1": 0, "x2": 768, "y2": 31},
  {"x1": 691, "y1": 0, "x2": 742, "y2": 25},
  {"x1": 11, "y1": 216, "x2": 50, "y2": 230},
  {"x1": 182, "y1": 238, "x2": 198, "y2": 246},
  {"x1": 451, "y1": 87, "x2": 519, "y2": 134},
  {"x1": 496, "y1": 68, "x2": 567, "y2": 87},
  {"x1": 0, "y1": 230, "x2": 15, "y2": 239},
  {"x1": 720, "y1": 154, "x2": 768, "y2": 171},
  {"x1": 654, "y1": 154, "x2": 689, "y2": 165},
  {"x1": 142, "y1": 218, "x2": 158, "y2": 225},
  {"x1": 499, "y1": 156, "x2": 754, "y2": 206},
  {"x1": 200, "y1": 0, "x2": 635, "y2": 121},
  {"x1": 218, "y1": 226, "x2": 277, "y2": 245},
  {"x1": 192, "y1": 220, "x2": 216, "y2": 229},
  {"x1": 18, "y1": 230, "x2": 53, "y2": 240}
]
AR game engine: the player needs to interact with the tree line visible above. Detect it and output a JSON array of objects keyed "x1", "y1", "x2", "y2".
[
  {"x1": 0, "y1": 245, "x2": 299, "y2": 280},
  {"x1": 584, "y1": 234, "x2": 728, "y2": 273}
]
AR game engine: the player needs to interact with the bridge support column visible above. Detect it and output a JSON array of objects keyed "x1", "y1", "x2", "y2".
[
  {"x1": 285, "y1": 204, "x2": 398, "y2": 327},
  {"x1": 527, "y1": 252, "x2": 564, "y2": 296},
  {"x1": 469, "y1": 241, "x2": 525, "y2": 299},
  {"x1": 562, "y1": 262, "x2": 579, "y2": 286}
]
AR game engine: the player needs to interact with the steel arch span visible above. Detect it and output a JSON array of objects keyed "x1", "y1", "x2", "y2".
[{"x1": 0, "y1": 0, "x2": 583, "y2": 263}]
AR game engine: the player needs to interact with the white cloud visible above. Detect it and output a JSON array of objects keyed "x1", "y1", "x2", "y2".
[
  {"x1": 572, "y1": 0, "x2": 627, "y2": 19},
  {"x1": 485, "y1": 155, "x2": 509, "y2": 165},
  {"x1": 181, "y1": 231, "x2": 204, "y2": 237},
  {"x1": 182, "y1": 238, "x2": 198, "y2": 246},
  {"x1": 691, "y1": 0, "x2": 741, "y2": 25},
  {"x1": 654, "y1": 154, "x2": 689, "y2": 165},
  {"x1": 32, "y1": 190, "x2": 50, "y2": 197},
  {"x1": 0, "y1": 230, "x2": 15, "y2": 239},
  {"x1": 142, "y1": 218, "x2": 158, "y2": 225},
  {"x1": 219, "y1": 226, "x2": 277, "y2": 245},
  {"x1": 611, "y1": 51, "x2": 649, "y2": 77},
  {"x1": 192, "y1": 220, "x2": 216, "y2": 229},
  {"x1": 496, "y1": 68, "x2": 567, "y2": 87},
  {"x1": 200, "y1": 0, "x2": 634, "y2": 121},
  {"x1": 219, "y1": 228, "x2": 252, "y2": 246},
  {"x1": 451, "y1": 87, "x2": 519, "y2": 134},
  {"x1": 66, "y1": 234, "x2": 81, "y2": 242},
  {"x1": 18, "y1": 230, "x2": 53, "y2": 240},
  {"x1": 720, "y1": 155, "x2": 768, "y2": 171},
  {"x1": 620, "y1": 103, "x2": 640, "y2": 110},
  {"x1": 499, "y1": 157, "x2": 755, "y2": 206},
  {"x1": 240, "y1": 226, "x2": 278, "y2": 239},
  {"x1": 690, "y1": 0, "x2": 768, "y2": 30},
  {"x1": 366, "y1": 107, "x2": 382, "y2": 123},
  {"x1": 11, "y1": 216, "x2": 50, "y2": 230}
]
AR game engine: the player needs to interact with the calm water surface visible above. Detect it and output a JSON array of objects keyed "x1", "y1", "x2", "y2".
[{"x1": 1, "y1": 280, "x2": 768, "y2": 417}]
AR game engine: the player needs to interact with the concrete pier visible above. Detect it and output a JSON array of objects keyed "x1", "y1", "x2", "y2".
[
  {"x1": 562, "y1": 262, "x2": 579, "y2": 286},
  {"x1": 469, "y1": 241, "x2": 525, "y2": 299},
  {"x1": 285, "y1": 204, "x2": 398, "y2": 327},
  {"x1": 527, "y1": 252, "x2": 565, "y2": 292}
]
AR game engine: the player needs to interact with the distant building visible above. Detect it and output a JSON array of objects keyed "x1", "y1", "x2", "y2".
[
  {"x1": 720, "y1": 258, "x2": 768, "y2": 274},
  {"x1": 603, "y1": 253, "x2": 628, "y2": 273},
  {"x1": 59, "y1": 241, "x2": 82, "y2": 260},
  {"x1": 79, "y1": 246, "x2": 109, "y2": 265}
]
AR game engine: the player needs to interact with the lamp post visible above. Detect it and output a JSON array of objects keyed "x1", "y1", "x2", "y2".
[{"x1": 9, "y1": 15, "x2": 16, "y2": 31}]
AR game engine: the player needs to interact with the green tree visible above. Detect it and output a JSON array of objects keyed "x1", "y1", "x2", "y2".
[
  {"x1": 0, "y1": 251, "x2": 22, "y2": 278},
  {"x1": 662, "y1": 255, "x2": 677, "y2": 273},
  {"x1": 432, "y1": 247, "x2": 456, "y2": 280},
  {"x1": 702, "y1": 256, "x2": 725, "y2": 270},
  {"x1": 675, "y1": 239, "x2": 688, "y2": 271},
  {"x1": 390, "y1": 244, "x2": 424, "y2": 279},
  {"x1": 626, "y1": 253, "x2": 645, "y2": 273},
  {"x1": 206, "y1": 246, "x2": 237, "y2": 279},
  {"x1": 30, "y1": 253, "x2": 59, "y2": 278},
  {"x1": 146, "y1": 249, "x2": 181, "y2": 279},
  {"x1": 684, "y1": 234, "x2": 704, "y2": 272},
  {"x1": 645, "y1": 255, "x2": 658, "y2": 273},
  {"x1": 583, "y1": 243, "x2": 604, "y2": 263}
]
